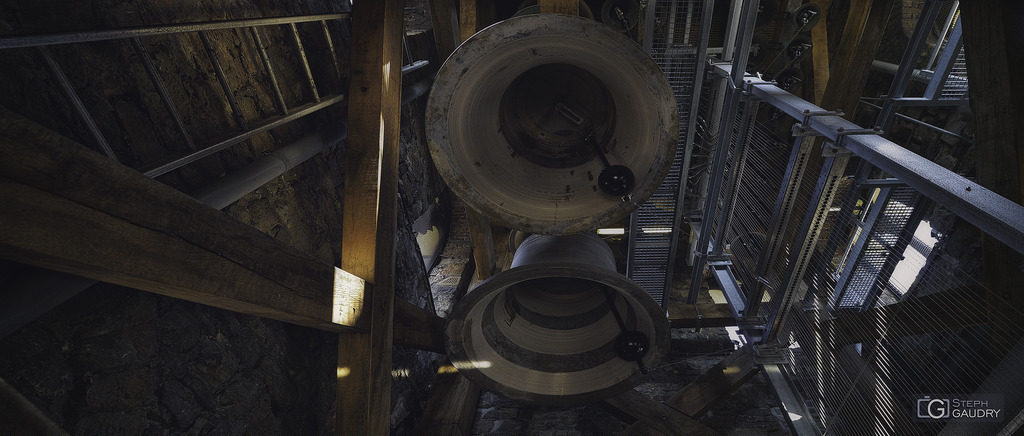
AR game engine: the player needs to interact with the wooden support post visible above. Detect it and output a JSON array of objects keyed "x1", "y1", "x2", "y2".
[
  {"x1": 416, "y1": 361, "x2": 482, "y2": 435},
  {"x1": 603, "y1": 389, "x2": 720, "y2": 436},
  {"x1": 820, "y1": 0, "x2": 894, "y2": 117},
  {"x1": 338, "y1": 0, "x2": 405, "y2": 434},
  {"x1": 416, "y1": 256, "x2": 480, "y2": 435},
  {"x1": 453, "y1": 1, "x2": 499, "y2": 281},
  {"x1": 459, "y1": 0, "x2": 479, "y2": 42},
  {"x1": 465, "y1": 209, "x2": 495, "y2": 280},
  {"x1": 620, "y1": 347, "x2": 759, "y2": 434},
  {"x1": 960, "y1": 0, "x2": 1024, "y2": 357},
  {"x1": 808, "y1": 0, "x2": 832, "y2": 105},
  {"x1": 429, "y1": 0, "x2": 460, "y2": 59},
  {"x1": 0, "y1": 108, "x2": 368, "y2": 333},
  {"x1": 540, "y1": 0, "x2": 579, "y2": 15}
]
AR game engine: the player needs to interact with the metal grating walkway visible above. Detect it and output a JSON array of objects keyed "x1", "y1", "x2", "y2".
[{"x1": 626, "y1": 0, "x2": 707, "y2": 308}]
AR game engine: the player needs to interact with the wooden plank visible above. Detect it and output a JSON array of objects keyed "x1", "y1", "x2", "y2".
[
  {"x1": 0, "y1": 376, "x2": 68, "y2": 436},
  {"x1": 393, "y1": 298, "x2": 446, "y2": 353},
  {"x1": 459, "y1": 0, "x2": 478, "y2": 42},
  {"x1": 666, "y1": 346, "x2": 759, "y2": 417},
  {"x1": 960, "y1": 0, "x2": 1024, "y2": 358},
  {"x1": 416, "y1": 362, "x2": 482, "y2": 435},
  {"x1": 809, "y1": 0, "x2": 832, "y2": 105},
  {"x1": 825, "y1": 287, "x2": 986, "y2": 346},
  {"x1": 602, "y1": 389, "x2": 720, "y2": 436},
  {"x1": 416, "y1": 256, "x2": 480, "y2": 434},
  {"x1": 540, "y1": 0, "x2": 578, "y2": 15},
  {"x1": 465, "y1": 209, "x2": 495, "y2": 280},
  {"x1": 337, "y1": 0, "x2": 405, "y2": 434},
  {"x1": 620, "y1": 347, "x2": 759, "y2": 434},
  {"x1": 0, "y1": 108, "x2": 367, "y2": 333},
  {"x1": 667, "y1": 303, "x2": 737, "y2": 328},
  {"x1": 820, "y1": 0, "x2": 894, "y2": 117},
  {"x1": 429, "y1": 0, "x2": 460, "y2": 59}
]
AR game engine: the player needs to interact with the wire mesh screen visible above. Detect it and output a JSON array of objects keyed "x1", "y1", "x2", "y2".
[
  {"x1": 780, "y1": 202, "x2": 1024, "y2": 435},
  {"x1": 726, "y1": 121, "x2": 791, "y2": 293},
  {"x1": 627, "y1": 0, "x2": 704, "y2": 306}
]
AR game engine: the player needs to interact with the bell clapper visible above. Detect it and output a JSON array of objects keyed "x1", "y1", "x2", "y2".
[
  {"x1": 554, "y1": 102, "x2": 636, "y2": 196},
  {"x1": 601, "y1": 286, "x2": 651, "y2": 374}
]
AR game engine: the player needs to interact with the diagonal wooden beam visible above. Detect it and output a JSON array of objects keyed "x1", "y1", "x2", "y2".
[
  {"x1": 415, "y1": 361, "x2": 481, "y2": 435},
  {"x1": 620, "y1": 347, "x2": 759, "y2": 434},
  {"x1": 603, "y1": 389, "x2": 720, "y2": 436},
  {"x1": 337, "y1": 0, "x2": 406, "y2": 434},
  {"x1": 0, "y1": 107, "x2": 367, "y2": 333}
]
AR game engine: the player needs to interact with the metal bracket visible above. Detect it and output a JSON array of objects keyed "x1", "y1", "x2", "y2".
[
  {"x1": 825, "y1": 126, "x2": 884, "y2": 157},
  {"x1": 740, "y1": 79, "x2": 771, "y2": 101},
  {"x1": 753, "y1": 343, "x2": 794, "y2": 365},
  {"x1": 707, "y1": 255, "x2": 733, "y2": 266},
  {"x1": 791, "y1": 109, "x2": 845, "y2": 136}
]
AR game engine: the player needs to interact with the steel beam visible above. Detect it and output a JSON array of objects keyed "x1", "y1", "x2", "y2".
[{"x1": 715, "y1": 63, "x2": 1024, "y2": 256}]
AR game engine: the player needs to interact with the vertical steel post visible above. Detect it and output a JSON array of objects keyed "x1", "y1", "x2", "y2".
[{"x1": 687, "y1": 0, "x2": 761, "y2": 304}]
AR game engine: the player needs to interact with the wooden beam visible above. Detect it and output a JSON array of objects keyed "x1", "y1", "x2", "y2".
[
  {"x1": 665, "y1": 346, "x2": 759, "y2": 417},
  {"x1": 808, "y1": 0, "x2": 832, "y2": 105},
  {"x1": 459, "y1": 0, "x2": 478, "y2": 42},
  {"x1": 667, "y1": 303, "x2": 737, "y2": 329},
  {"x1": 0, "y1": 376, "x2": 68, "y2": 436},
  {"x1": 620, "y1": 347, "x2": 759, "y2": 434},
  {"x1": 824, "y1": 287, "x2": 986, "y2": 346},
  {"x1": 429, "y1": 0, "x2": 460, "y2": 59},
  {"x1": 415, "y1": 362, "x2": 482, "y2": 435},
  {"x1": 603, "y1": 389, "x2": 720, "y2": 436},
  {"x1": 338, "y1": 0, "x2": 405, "y2": 434},
  {"x1": 540, "y1": 0, "x2": 579, "y2": 15},
  {"x1": 465, "y1": 209, "x2": 495, "y2": 280},
  {"x1": 0, "y1": 107, "x2": 367, "y2": 333},
  {"x1": 394, "y1": 298, "x2": 446, "y2": 353},
  {"x1": 820, "y1": 0, "x2": 894, "y2": 117}
]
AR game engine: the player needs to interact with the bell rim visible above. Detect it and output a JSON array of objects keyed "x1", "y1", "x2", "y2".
[{"x1": 444, "y1": 262, "x2": 670, "y2": 405}]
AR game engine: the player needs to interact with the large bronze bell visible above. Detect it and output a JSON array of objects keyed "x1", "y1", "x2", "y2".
[
  {"x1": 445, "y1": 232, "x2": 670, "y2": 405},
  {"x1": 426, "y1": 14, "x2": 678, "y2": 235}
]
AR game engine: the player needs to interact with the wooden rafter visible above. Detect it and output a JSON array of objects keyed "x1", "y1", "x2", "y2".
[
  {"x1": 0, "y1": 108, "x2": 368, "y2": 333},
  {"x1": 337, "y1": 0, "x2": 406, "y2": 434}
]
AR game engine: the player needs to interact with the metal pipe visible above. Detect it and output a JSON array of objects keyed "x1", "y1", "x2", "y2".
[
  {"x1": 192, "y1": 77, "x2": 432, "y2": 210},
  {"x1": 143, "y1": 94, "x2": 345, "y2": 177},
  {"x1": 0, "y1": 13, "x2": 350, "y2": 49},
  {"x1": 870, "y1": 59, "x2": 931, "y2": 84}
]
